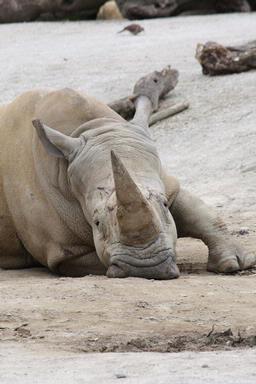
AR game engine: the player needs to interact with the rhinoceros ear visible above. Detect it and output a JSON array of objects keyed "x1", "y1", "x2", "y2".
[{"x1": 32, "y1": 119, "x2": 82, "y2": 160}]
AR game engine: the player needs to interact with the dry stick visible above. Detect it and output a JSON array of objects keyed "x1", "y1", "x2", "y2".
[{"x1": 149, "y1": 101, "x2": 189, "y2": 126}]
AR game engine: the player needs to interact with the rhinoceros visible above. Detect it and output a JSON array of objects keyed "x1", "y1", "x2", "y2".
[{"x1": 0, "y1": 82, "x2": 255, "y2": 279}]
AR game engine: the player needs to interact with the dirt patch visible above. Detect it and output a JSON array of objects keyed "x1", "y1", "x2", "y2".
[
  {"x1": 77, "y1": 331, "x2": 256, "y2": 353},
  {"x1": 1, "y1": 227, "x2": 255, "y2": 354}
]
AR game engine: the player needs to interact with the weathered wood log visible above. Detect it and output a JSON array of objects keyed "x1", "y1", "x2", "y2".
[
  {"x1": 0, "y1": 0, "x2": 107, "y2": 23},
  {"x1": 196, "y1": 40, "x2": 256, "y2": 76},
  {"x1": 116, "y1": 0, "x2": 252, "y2": 19},
  {"x1": 108, "y1": 66, "x2": 180, "y2": 120}
]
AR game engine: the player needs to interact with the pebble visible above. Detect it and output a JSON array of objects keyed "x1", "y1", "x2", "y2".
[
  {"x1": 115, "y1": 373, "x2": 127, "y2": 379},
  {"x1": 239, "y1": 227, "x2": 249, "y2": 235}
]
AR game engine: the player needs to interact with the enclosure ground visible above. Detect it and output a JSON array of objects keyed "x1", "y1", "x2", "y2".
[{"x1": 0, "y1": 243, "x2": 256, "y2": 354}]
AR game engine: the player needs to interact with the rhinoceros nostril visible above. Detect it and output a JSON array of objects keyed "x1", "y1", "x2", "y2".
[{"x1": 106, "y1": 264, "x2": 127, "y2": 278}]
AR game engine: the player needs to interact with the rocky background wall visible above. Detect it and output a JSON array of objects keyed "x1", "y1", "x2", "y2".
[{"x1": 0, "y1": 0, "x2": 256, "y2": 23}]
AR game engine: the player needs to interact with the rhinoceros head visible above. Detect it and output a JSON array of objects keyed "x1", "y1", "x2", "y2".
[
  {"x1": 33, "y1": 119, "x2": 179, "y2": 280},
  {"x1": 104, "y1": 151, "x2": 179, "y2": 279}
]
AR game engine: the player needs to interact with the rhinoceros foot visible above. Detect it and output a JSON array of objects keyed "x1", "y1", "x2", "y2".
[{"x1": 207, "y1": 240, "x2": 256, "y2": 274}]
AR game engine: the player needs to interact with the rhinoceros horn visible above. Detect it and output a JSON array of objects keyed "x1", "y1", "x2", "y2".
[{"x1": 111, "y1": 150, "x2": 159, "y2": 244}]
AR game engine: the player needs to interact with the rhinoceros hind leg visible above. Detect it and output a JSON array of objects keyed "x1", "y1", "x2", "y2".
[
  {"x1": 0, "y1": 252, "x2": 39, "y2": 270},
  {"x1": 170, "y1": 189, "x2": 256, "y2": 273},
  {"x1": 0, "y1": 217, "x2": 39, "y2": 269}
]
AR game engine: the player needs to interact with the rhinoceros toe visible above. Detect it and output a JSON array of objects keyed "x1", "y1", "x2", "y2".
[{"x1": 207, "y1": 240, "x2": 256, "y2": 274}]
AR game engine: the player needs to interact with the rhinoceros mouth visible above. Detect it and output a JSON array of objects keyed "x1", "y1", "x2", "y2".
[
  {"x1": 110, "y1": 248, "x2": 172, "y2": 268},
  {"x1": 106, "y1": 248, "x2": 179, "y2": 280}
]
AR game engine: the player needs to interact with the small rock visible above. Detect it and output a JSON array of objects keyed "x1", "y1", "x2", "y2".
[
  {"x1": 240, "y1": 163, "x2": 256, "y2": 173},
  {"x1": 136, "y1": 301, "x2": 149, "y2": 308},
  {"x1": 249, "y1": 336, "x2": 256, "y2": 347},
  {"x1": 148, "y1": 317, "x2": 158, "y2": 321},
  {"x1": 14, "y1": 323, "x2": 29, "y2": 330},
  {"x1": 202, "y1": 364, "x2": 209, "y2": 368},
  {"x1": 15, "y1": 327, "x2": 31, "y2": 338},
  {"x1": 115, "y1": 373, "x2": 127, "y2": 379},
  {"x1": 239, "y1": 227, "x2": 249, "y2": 235}
]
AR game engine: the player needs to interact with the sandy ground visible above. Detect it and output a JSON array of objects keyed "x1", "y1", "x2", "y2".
[{"x1": 0, "y1": 12, "x2": 256, "y2": 383}]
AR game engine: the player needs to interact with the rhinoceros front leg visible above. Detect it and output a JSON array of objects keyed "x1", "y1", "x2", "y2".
[
  {"x1": 47, "y1": 245, "x2": 106, "y2": 277},
  {"x1": 170, "y1": 189, "x2": 256, "y2": 273}
]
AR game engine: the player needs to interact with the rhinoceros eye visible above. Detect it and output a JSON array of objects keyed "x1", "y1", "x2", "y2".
[
  {"x1": 94, "y1": 219, "x2": 107, "y2": 239},
  {"x1": 163, "y1": 201, "x2": 169, "y2": 208}
]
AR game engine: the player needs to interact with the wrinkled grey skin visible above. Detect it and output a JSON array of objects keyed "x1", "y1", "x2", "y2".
[{"x1": 0, "y1": 89, "x2": 255, "y2": 279}]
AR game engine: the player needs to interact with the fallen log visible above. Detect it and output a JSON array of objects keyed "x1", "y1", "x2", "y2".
[
  {"x1": 196, "y1": 40, "x2": 256, "y2": 76},
  {"x1": 108, "y1": 66, "x2": 188, "y2": 124}
]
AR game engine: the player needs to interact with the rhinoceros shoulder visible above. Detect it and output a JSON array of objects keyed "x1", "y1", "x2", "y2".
[
  {"x1": 34, "y1": 88, "x2": 122, "y2": 136},
  {"x1": 0, "y1": 87, "x2": 122, "y2": 138},
  {"x1": 0, "y1": 89, "x2": 51, "y2": 139}
]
